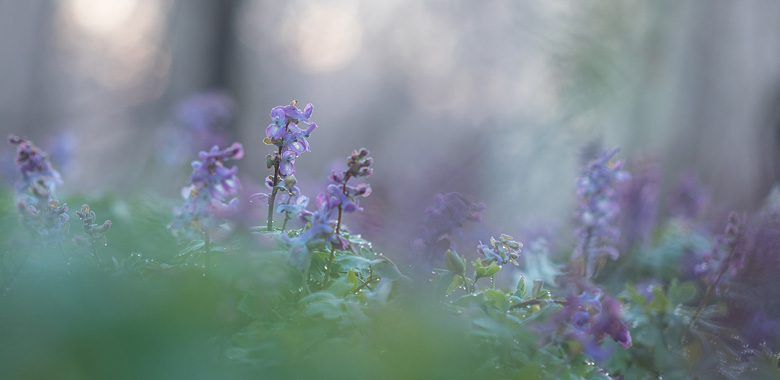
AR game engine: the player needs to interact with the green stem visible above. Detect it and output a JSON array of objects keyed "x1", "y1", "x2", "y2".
[
  {"x1": 688, "y1": 247, "x2": 734, "y2": 328},
  {"x1": 266, "y1": 146, "x2": 283, "y2": 231},
  {"x1": 203, "y1": 230, "x2": 211, "y2": 278},
  {"x1": 323, "y1": 175, "x2": 351, "y2": 286}
]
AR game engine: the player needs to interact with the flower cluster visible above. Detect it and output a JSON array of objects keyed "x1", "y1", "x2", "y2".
[
  {"x1": 285, "y1": 193, "x2": 348, "y2": 270},
  {"x1": 172, "y1": 143, "x2": 244, "y2": 235},
  {"x1": 327, "y1": 148, "x2": 373, "y2": 214},
  {"x1": 262, "y1": 101, "x2": 318, "y2": 229},
  {"x1": 72, "y1": 204, "x2": 112, "y2": 252},
  {"x1": 8, "y1": 134, "x2": 63, "y2": 198},
  {"x1": 573, "y1": 148, "x2": 630, "y2": 279},
  {"x1": 264, "y1": 101, "x2": 317, "y2": 176},
  {"x1": 284, "y1": 148, "x2": 373, "y2": 270},
  {"x1": 413, "y1": 192, "x2": 486, "y2": 260},
  {"x1": 9, "y1": 135, "x2": 70, "y2": 242},
  {"x1": 540, "y1": 288, "x2": 632, "y2": 361},
  {"x1": 477, "y1": 234, "x2": 522, "y2": 266},
  {"x1": 16, "y1": 200, "x2": 70, "y2": 243}
]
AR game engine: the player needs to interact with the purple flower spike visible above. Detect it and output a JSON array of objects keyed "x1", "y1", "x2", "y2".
[
  {"x1": 8, "y1": 135, "x2": 63, "y2": 198},
  {"x1": 573, "y1": 147, "x2": 630, "y2": 279},
  {"x1": 173, "y1": 142, "x2": 244, "y2": 236}
]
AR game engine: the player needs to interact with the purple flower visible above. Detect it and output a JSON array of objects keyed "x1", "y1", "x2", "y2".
[
  {"x1": 189, "y1": 143, "x2": 244, "y2": 200},
  {"x1": 172, "y1": 143, "x2": 244, "y2": 235},
  {"x1": 415, "y1": 192, "x2": 486, "y2": 260},
  {"x1": 279, "y1": 150, "x2": 297, "y2": 176},
  {"x1": 9, "y1": 135, "x2": 70, "y2": 242},
  {"x1": 536, "y1": 287, "x2": 631, "y2": 361},
  {"x1": 8, "y1": 135, "x2": 63, "y2": 198},
  {"x1": 573, "y1": 148, "x2": 630, "y2": 278},
  {"x1": 284, "y1": 193, "x2": 340, "y2": 269},
  {"x1": 265, "y1": 102, "x2": 317, "y2": 144},
  {"x1": 16, "y1": 199, "x2": 70, "y2": 243}
]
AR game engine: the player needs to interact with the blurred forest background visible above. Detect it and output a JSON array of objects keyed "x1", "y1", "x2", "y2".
[{"x1": 2, "y1": 0, "x2": 780, "y2": 253}]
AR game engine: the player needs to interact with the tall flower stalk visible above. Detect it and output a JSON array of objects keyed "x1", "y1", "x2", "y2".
[
  {"x1": 323, "y1": 148, "x2": 373, "y2": 284},
  {"x1": 573, "y1": 148, "x2": 629, "y2": 279},
  {"x1": 8, "y1": 135, "x2": 69, "y2": 243},
  {"x1": 262, "y1": 101, "x2": 317, "y2": 230},
  {"x1": 172, "y1": 143, "x2": 244, "y2": 239}
]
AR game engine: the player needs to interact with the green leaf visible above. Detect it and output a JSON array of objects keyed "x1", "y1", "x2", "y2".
[
  {"x1": 373, "y1": 256, "x2": 403, "y2": 281},
  {"x1": 647, "y1": 286, "x2": 669, "y2": 313},
  {"x1": 237, "y1": 294, "x2": 264, "y2": 319},
  {"x1": 447, "y1": 275, "x2": 465, "y2": 294},
  {"x1": 669, "y1": 279, "x2": 697, "y2": 305},
  {"x1": 436, "y1": 271, "x2": 456, "y2": 298},
  {"x1": 483, "y1": 289, "x2": 508, "y2": 310},
  {"x1": 346, "y1": 269, "x2": 358, "y2": 289},
  {"x1": 625, "y1": 283, "x2": 647, "y2": 306},
  {"x1": 333, "y1": 254, "x2": 381, "y2": 272},
  {"x1": 514, "y1": 275, "x2": 527, "y2": 299},
  {"x1": 532, "y1": 280, "x2": 544, "y2": 299},
  {"x1": 359, "y1": 246, "x2": 375, "y2": 260},
  {"x1": 327, "y1": 277, "x2": 354, "y2": 297},
  {"x1": 176, "y1": 240, "x2": 205, "y2": 257}
]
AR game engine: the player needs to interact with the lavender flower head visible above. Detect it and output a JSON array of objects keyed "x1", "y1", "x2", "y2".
[
  {"x1": 413, "y1": 192, "x2": 486, "y2": 260},
  {"x1": 172, "y1": 143, "x2": 244, "y2": 235},
  {"x1": 8, "y1": 134, "x2": 63, "y2": 199},
  {"x1": 573, "y1": 148, "x2": 630, "y2": 279},
  {"x1": 264, "y1": 101, "x2": 318, "y2": 176},
  {"x1": 327, "y1": 148, "x2": 373, "y2": 214},
  {"x1": 9, "y1": 135, "x2": 70, "y2": 242},
  {"x1": 537, "y1": 287, "x2": 632, "y2": 361}
]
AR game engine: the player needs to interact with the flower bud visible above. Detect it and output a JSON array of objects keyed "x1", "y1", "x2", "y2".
[{"x1": 445, "y1": 249, "x2": 466, "y2": 275}]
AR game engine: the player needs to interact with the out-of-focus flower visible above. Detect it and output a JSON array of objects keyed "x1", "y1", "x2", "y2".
[
  {"x1": 16, "y1": 200, "x2": 70, "y2": 243},
  {"x1": 9, "y1": 135, "x2": 70, "y2": 243},
  {"x1": 285, "y1": 192, "x2": 343, "y2": 269},
  {"x1": 157, "y1": 92, "x2": 235, "y2": 166},
  {"x1": 172, "y1": 143, "x2": 244, "y2": 236},
  {"x1": 618, "y1": 159, "x2": 660, "y2": 251},
  {"x1": 8, "y1": 134, "x2": 63, "y2": 198},
  {"x1": 536, "y1": 287, "x2": 631, "y2": 361},
  {"x1": 573, "y1": 148, "x2": 630, "y2": 279},
  {"x1": 669, "y1": 170, "x2": 710, "y2": 221},
  {"x1": 413, "y1": 192, "x2": 486, "y2": 260},
  {"x1": 72, "y1": 204, "x2": 112, "y2": 250}
]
